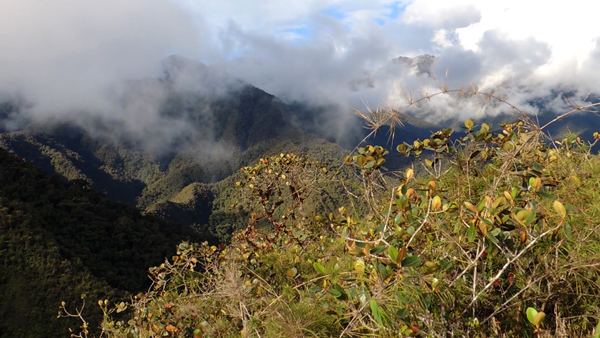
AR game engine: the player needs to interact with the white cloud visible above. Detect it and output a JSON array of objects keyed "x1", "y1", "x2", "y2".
[{"x1": 1, "y1": 0, "x2": 599, "y2": 143}]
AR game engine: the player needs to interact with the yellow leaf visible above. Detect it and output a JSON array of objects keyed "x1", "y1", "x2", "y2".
[
  {"x1": 465, "y1": 119, "x2": 474, "y2": 130},
  {"x1": 516, "y1": 210, "x2": 531, "y2": 223},
  {"x1": 464, "y1": 201, "x2": 478, "y2": 214},
  {"x1": 286, "y1": 268, "x2": 297, "y2": 277},
  {"x1": 432, "y1": 196, "x2": 442, "y2": 211},
  {"x1": 405, "y1": 168, "x2": 414, "y2": 181},
  {"x1": 571, "y1": 175, "x2": 580, "y2": 186},
  {"x1": 553, "y1": 200, "x2": 567, "y2": 219},
  {"x1": 533, "y1": 177, "x2": 542, "y2": 190},
  {"x1": 503, "y1": 191, "x2": 513, "y2": 204},
  {"x1": 355, "y1": 259, "x2": 365, "y2": 275},
  {"x1": 492, "y1": 196, "x2": 506, "y2": 209},
  {"x1": 503, "y1": 142, "x2": 515, "y2": 151},
  {"x1": 424, "y1": 261, "x2": 438, "y2": 272},
  {"x1": 533, "y1": 311, "x2": 546, "y2": 327},
  {"x1": 477, "y1": 221, "x2": 487, "y2": 237}
]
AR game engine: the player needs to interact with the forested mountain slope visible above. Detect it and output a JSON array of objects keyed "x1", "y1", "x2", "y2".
[{"x1": 0, "y1": 147, "x2": 213, "y2": 337}]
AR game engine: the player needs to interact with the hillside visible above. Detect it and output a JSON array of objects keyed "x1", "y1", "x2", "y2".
[
  {"x1": 0, "y1": 147, "x2": 213, "y2": 337},
  {"x1": 83, "y1": 118, "x2": 600, "y2": 337},
  {"x1": 0, "y1": 57, "x2": 436, "y2": 242}
]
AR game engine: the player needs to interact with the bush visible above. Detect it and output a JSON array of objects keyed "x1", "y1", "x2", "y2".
[{"x1": 62, "y1": 94, "x2": 600, "y2": 337}]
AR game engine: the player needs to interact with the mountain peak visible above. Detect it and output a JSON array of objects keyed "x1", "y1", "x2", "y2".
[{"x1": 393, "y1": 54, "x2": 436, "y2": 76}]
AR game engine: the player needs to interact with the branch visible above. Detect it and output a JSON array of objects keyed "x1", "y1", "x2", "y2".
[{"x1": 463, "y1": 224, "x2": 562, "y2": 314}]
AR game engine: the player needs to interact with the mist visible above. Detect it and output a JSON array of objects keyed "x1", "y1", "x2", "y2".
[{"x1": 0, "y1": 0, "x2": 599, "y2": 152}]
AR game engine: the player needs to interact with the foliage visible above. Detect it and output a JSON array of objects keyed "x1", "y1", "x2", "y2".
[
  {"x1": 0, "y1": 147, "x2": 211, "y2": 337},
  {"x1": 77, "y1": 108, "x2": 600, "y2": 337}
]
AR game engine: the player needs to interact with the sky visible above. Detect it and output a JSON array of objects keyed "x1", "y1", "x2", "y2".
[{"x1": 0, "y1": 0, "x2": 599, "y2": 141}]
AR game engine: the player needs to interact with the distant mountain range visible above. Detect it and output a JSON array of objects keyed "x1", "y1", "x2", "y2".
[
  {"x1": 1, "y1": 55, "x2": 598, "y2": 231},
  {"x1": 0, "y1": 55, "x2": 438, "y2": 234}
]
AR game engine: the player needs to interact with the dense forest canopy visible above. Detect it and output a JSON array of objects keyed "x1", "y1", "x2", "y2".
[{"x1": 0, "y1": 147, "x2": 214, "y2": 337}]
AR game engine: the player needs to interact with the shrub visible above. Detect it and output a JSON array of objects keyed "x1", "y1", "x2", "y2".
[{"x1": 62, "y1": 92, "x2": 600, "y2": 337}]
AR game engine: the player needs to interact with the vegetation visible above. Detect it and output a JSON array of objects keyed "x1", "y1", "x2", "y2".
[
  {"x1": 0, "y1": 147, "x2": 213, "y2": 337},
  {"x1": 62, "y1": 90, "x2": 600, "y2": 337}
]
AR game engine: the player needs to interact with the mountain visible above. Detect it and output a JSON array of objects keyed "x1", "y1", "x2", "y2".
[
  {"x1": 0, "y1": 55, "x2": 436, "y2": 241},
  {"x1": 0, "y1": 147, "x2": 213, "y2": 337},
  {"x1": 392, "y1": 54, "x2": 436, "y2": 76},
  {"x1": 2, "y1": 55, "x2": 597, "y2": 241}
]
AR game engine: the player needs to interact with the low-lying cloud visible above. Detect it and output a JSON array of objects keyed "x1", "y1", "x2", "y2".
[{"x1": 0, "y1": 0, "x2": 599, "y2": 150}]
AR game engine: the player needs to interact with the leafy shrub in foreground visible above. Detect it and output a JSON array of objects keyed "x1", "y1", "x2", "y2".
[{"x1": 63, "y1": 118, "x2": 600, "y2": 337}]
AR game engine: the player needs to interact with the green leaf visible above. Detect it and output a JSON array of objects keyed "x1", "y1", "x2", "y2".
[
  {"x1": 328, "y1": 287, "x2": 342, "y2": 298},
  {"x1": 564, "y1": 223, "x2": 573, "y2": 239},
  {"x1": 370, "y1": 300, "x2": 383, "y2": 326},
  {"x1": 486, "y1": 231, "x2": 500, "y2": 246},
  {"x1": 538, "y1": 191, "x2": 556, "y2": 200},
  {"x1": 396, "y1": 308, "x2": 410, "y2": 318},
  {"x1": 333, "y1": 283, "x2": 348, "y2": 300},
  {"x1": 401, "y1": 256, "x2": 422, "y2": 267},
  {"x1": 593, "y1": 321, "x2": 600, "y2": 338},
  {"x1": 310, "y1": 286, "x2": 323, "y2": 293},
  {"x1": 313, "y1": 262, "x2": 327, "y2": 274},
  {"x1": 388, "y1": 246, "x2": 398, "y2": 262},
  {"x1": 524, "y1": 209, "x2": 536, "y2": 226},
  {"x1": 439, "y1": 259, "x2": 454, "y2": 271},
  {"x1": 370, "y1": 245, "x2": 387, "y2": 255},
  {"x1": 394, "y1": 212, "x2": 403, "y2": 225},
  {"x1": 526, "y1": 307, "x2": 538, "y2": 324},
  {"x1": 467, "y1": 224, "x2": 476, "y2": 243},
  {"x1": 528, "y1": 177, "x2": 536, "y2": 189}
]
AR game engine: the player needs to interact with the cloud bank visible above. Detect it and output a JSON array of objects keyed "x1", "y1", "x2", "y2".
[{"x1": 0, "y1": 0, "x2": 599, "y2": 146}]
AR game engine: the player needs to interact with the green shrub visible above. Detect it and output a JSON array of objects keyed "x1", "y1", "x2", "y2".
[{"x1": 63, "y1": 93, "x2": 600, "y2": 337}]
